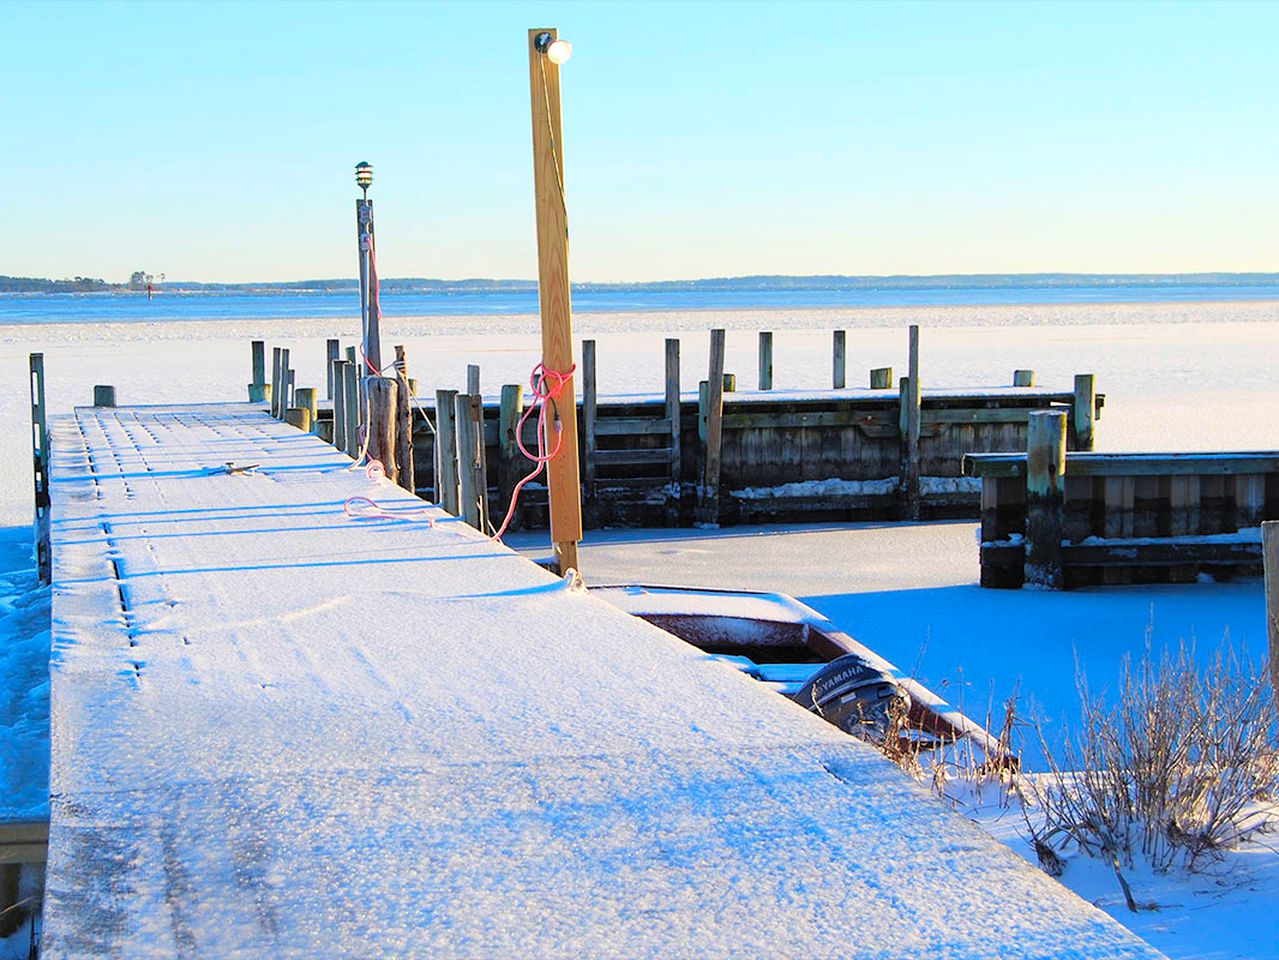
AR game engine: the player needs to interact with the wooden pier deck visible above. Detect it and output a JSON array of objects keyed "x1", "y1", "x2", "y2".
[{"x1": 44, "y1": 402, "x2": 1162, "y2": 958}]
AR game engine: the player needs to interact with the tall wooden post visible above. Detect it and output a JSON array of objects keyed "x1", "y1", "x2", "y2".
[
  {"x1": 1263, "y1": 521, "x2": 1279, "y2": 708},
  {"x1": 435, "y1": 389, "x2": 460, "y2": 515},
  {"x1": 1025, "y1": 410, "x2": 1067, "y2": 589},
  {"x1": 332, "y1": 360, "x2": 348, "y2": 451},
  {"x1": 499, "y1": 384, "x2": 527, "y2": 531},
  {"x1": 366, "y1": 377, "x2": 399, "y2": 483},
  {"x1": 455, "y1": 393, "x2": 483, "y2": 529},
  {"x1": 394, "y1": 345, "x2": 414, "y2": 493},
  {"x1": 697, "y1": 328, "x2": 727, "y2": 527},
  {"x1": 582, "y1": 339, "x2": 597, "y2": 493},
  {"x1": 665, "y1": 338, "x2": 682, "y2": 525},
  {"x1": 356, "y1": 199, "x2": 383, "y2": 374},
  {"x1": 30, "y1": 354, "x2": 50, "y2": 584},
  {"x1": 1073, "y1": 373, "x2": 1097, "y2": 451},
  {"x1": 326, "y1": 339, "x2": 340, "y2": 399},
  {"x1": 758, "y1": 331, "x2": 773, "y2": 390},
  {"x1": 94, "y1": 385, "x2": 116, "y2": 408},
  {"x1": 249, "y1": 340, "x2": 267, "y2": 402},
  {"x1": 343, "y1": 362, "x2": 361, "y2": 458},
  {"x1": 902, "y1": 325, "x2": 921, "y2": 519},
  {"x1": 528, "y1": 27, "x2": 584, "y2": 573},
  {"x1": 833, "y1": 330, "x2": 846, "y2": 389}
]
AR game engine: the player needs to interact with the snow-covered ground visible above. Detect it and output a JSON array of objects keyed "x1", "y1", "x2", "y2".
[{"x1": 3, "y1": 300, "x2": 1278, "y2": 958}]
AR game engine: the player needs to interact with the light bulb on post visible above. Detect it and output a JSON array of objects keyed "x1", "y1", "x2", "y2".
[
  {"x1": 355, "y1": 161, "x2": 373, "y2": 199},
  {"x1": 534, "y1": 32, "x2": 572, "y2": 65}
]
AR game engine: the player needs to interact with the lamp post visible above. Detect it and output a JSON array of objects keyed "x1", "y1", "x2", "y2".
[
  {"x1": 528, "y1": 27, "x2": 583, "y2": 575},
  {"x1": 354, "y1": 161, "x2": 382, "y2": 376}
]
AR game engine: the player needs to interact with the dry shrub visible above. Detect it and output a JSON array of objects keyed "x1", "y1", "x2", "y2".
[{"x1": 1022, "y1": 641, "x2": 1279, "y2": 876}]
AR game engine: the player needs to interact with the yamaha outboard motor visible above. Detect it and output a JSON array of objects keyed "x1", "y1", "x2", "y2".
[{"x1": 791, "y1": 654, "x2": 909, "y2": 742}]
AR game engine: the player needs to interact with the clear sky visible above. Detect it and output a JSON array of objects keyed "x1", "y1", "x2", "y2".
[{"x1": 4, "y1": 0, "x2": 1277, "y2": 283}]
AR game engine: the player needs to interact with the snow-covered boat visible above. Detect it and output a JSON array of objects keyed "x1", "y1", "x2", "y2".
[{"x1": 591, "y1": 584, "x2": 1006, "y2": 762}]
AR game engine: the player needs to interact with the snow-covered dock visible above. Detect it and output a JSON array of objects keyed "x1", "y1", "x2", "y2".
[{"x1": 43, "y1": 402, "x2": 1164, "y2": 958}]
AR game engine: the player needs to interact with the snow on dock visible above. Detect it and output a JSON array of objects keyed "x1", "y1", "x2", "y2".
[{"x1": 43, "y1": 402, "x2": 1164, "y2": 958}]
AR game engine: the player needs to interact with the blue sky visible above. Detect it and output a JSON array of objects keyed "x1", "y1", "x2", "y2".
[{"x1": 4, "y1": 0, "x2": 1277, "y2": 282}]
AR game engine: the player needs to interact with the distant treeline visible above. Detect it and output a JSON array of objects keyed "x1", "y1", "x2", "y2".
[{"x1": 5, "y1": 272, "x2": 1279, "y2": 296}]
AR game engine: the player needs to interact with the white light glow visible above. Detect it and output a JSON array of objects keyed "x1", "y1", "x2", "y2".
[{"x1": 546, "y1": 38, "x2": 572, "y2": 65}]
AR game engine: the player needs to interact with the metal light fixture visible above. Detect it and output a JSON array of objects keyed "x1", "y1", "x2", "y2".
[
  {"x1": 534, "y1": 32, "x2": 572, "y2": 65},
  {"x1": 355, "y1": 161, "x2": 373, "y2": 199}
]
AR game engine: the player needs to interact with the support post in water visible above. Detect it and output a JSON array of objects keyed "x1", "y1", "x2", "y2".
[
  {"x1": 758, "y1": 331, "x2": 773, "y2": 390},
  {"x1": 1073, "y1": 373, "x2": 1097, "y2": 451},
  {"x1": 332, "y1": 360, "x2": 348, "y2": 451},
  {"x1": 582, "y1": 339, "x2": 597, "y2": 494},
  {"x1": 326, "y1": 339, "x2": 340, "y2": 399},
  {"x1": 29, "y1": 353, "x2": 50, "y2": 584},
  {"x1": 901, "y1": 325, "x2": 921, "y2": 520},
  {"x1": 1263, "y1": 522, "x2": 1279, "y2": 709},
  {"x1": 1025, "y1": 410, "x2": 1067, "y2": 589},
  {"x1": 833, "y1": 330, "x2": 846, "y2": 389},
  {"x1": 665, "y1": 338, "x2": 682, "y2": 525},
  {"x1": 365, "y1": 376, "x2": 399, "y2": 484},
  {"x1": 93, "y1": 385, "x2": 116, "y2": 408},
  {"x1": 249, "y1": 340, "x2": 267, "y2": 402},
  {"x1": 528, "y1": 26, "x2": 584, "y2": 573},
  {"x1": 697, "y1": 328, "x2": 727, "y2": 527},
  {"x1": 393, "y1": 345, "x2": 414, "y2": 493},
  {"x1": 435, "y1": 389, "x2": 460, "y2": 515}
]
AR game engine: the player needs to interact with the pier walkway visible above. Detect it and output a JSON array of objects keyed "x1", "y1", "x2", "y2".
[{"x1": 45, "y1": 402, "x2": 1162, "y2": 957}]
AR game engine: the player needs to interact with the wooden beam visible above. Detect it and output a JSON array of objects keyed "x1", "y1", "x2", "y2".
[
  {"x1": 666, "y1": 337, "x2": 682, "y2": 525},
  {"x1": 1025, "y1": 410, "x2": 1067, "y2": 588},
  {"x1": 498, "y1": 384, "x2": 527, "y2": 532},
  {"x1": 529, "y1": 26, "x2": 583, "y2": 573},
  {"x1": 455, "y1": 393, "x2": 482, "y2": 529},
  {"x1": 965, "y1": 451, "x2": 1279, "y2": 479},
  {"x1": 1013, "y1": 369, "x2": 1035, "y2": 387},
  {"x1": 332, "y1": 360, "x2": 348, "y2": 452},
  {"x1": 394, "y1": 345, "x2": 414, "y2": 493},
  {"x1": 582, "y1": 339, "x2": 597, "y2": 493},
  {"x1": 870, "y1": 367, "x2": 892, "y2": 389},
  {"x1": 326, "y1": 339, "x2": 340, "y2": 399},
  {"x1": 30, "y1": 353, "x2": 50, "y2": 584},
  {"x1": 342, "y1": 361, "x2": 360, "y2": 458},
  {"x1": 1265, "y1": 522, "x2": 1279, "y2": 709},
  {"x1": 94, "y1": 384, "x2": 116, "y2": 408},
  {"x1": 832, "y1": 330, "x2": 846, "y2": 389},
  {"x1": 1073, "y1": 373, "x2": 1097, "y2": 451},
  {"x1": 758, "y1": 331, "x2": 773, "y2": 390},
  {"x1": 366, "y1": 376, "x2": 399, "y2": 484},
  {"x1": 698, "y1": 328, "x2": 726, "y2": 526},
  {"x1": 435, "y1": 389, "x2": 460, "y2": 515}
]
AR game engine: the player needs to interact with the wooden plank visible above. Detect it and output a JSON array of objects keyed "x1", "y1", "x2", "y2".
[
  {"x1": 0, "y1": 820, "x2": 48, "y2": 866},
  {"x1": 1064, "y1": 539, "x2": 1262, "y2": 567},
  {"x1": 593, "y1": 418, "x2": 673, "y2": 437},
  {"x1": 366, "y1": 376, "x2": 400, "y2": 484},
  {"x1": 498, "y1": 384, "x2": 527, "y2": 532},
  {"x1": 343, "y1": 361, "x2": 361, "y2": 459},
  {"x1": 326, "y1": 338, "x2": 340, "y2": 399},
  {"x1": 529, "y1": 27, "x2": 583, "y2": 573},
  {"x1": 1013, "y1": 369, "x2": 1035, "y2": 387},
  {"x1": 249, "y1": 340, "x2": 267, "y2": 402},
  {"x1": 698, "y1": 329, "x2": 726, "y2": 525},
  {"x1": 1025, "y1": 411, "x2": 1066, "y2": 588},
  {"x1": 758, "y1": 331, "x2": 773, "y2": 390},
  {"x1": 1169, "y1": 476, "x2": 1201, "y2": 536},
  {"x1": 593, "y1": 449, "x2": 675, "y2": 466},
  {"x1": 1235, "y1": 474, "x2": 1266, "y2": 528},
  {"x1": 870, "y1": 367, "x2": 892, "y2": 389},
  {"x1": 582, "y1": 339, "x2": 597, "y2": 491},
  {"x1": 965, "y1": 452, "x2": 1279, "y2": 479},
  {"x1": 455, "y1": 393, "x2": 482, "y2": 528},
  {"x1": 332, "y1": 360, "x2": 348, "y2": 452},
  {"x1": 435, "y1": 389, "x2": 460, "y2": 515},
  {"x1": 1264, "y1": 522, "x2": 1279, "y2": 703}
]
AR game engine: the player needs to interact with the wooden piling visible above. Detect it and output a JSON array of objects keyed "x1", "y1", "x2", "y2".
[
  {"x1": 393, "y1": 345, "x2": 414, "y2": 493},
  {"x1": 467, "y1": 364, "x2": 481, "y2": 397},
  {"x1": 666, "y1": 338, "x2": 682, "y2": 524},
  {"x1": 902, "y1": 325, "x2": 921, "y2": 519},
  {"x1": 1264, "y1": 522, "x2": 1279, "y2": 707},
  {"x1": 758, "y1": 332, "x2": 773, "y2": 390},
  {"x1": 1025, "y1": 410, "x2": 1067, "y2": 589},
  {"x1": 285, "y1": 366, "x2": 295, "y2": 415},
  {"x1": 582, "y1": 339, "x2": 597, "y2": 492},
  {"x1": 279, "y1": 349, "x2": 291, "y2": 418},
  {"x1": 722, "y1": 373, "x2": 737, "y2": 393},
  {"x1": 294, "y1": 388, "x2": 317, "y2": 431},
  {"x1": 498, "y1": 384, "x2": 527, "y2": 531},
  {"x1": 332, "y1": 360, "x2": 348, "y2": 451},
  {"x1": 435, "y1": 389, "x2": 460, "y2": 515},
  {"x1": 326, "y1": 339, "x2": 340, "y2": 399},
  {"x1": 833, "y1": 330, "x2": 846, "y2": 389},
  {"x1": 271, "y1": 348, "x2": 282, "y2": 417},
  {"x1": 284, "y1": 407, "x2": 312, "y2": 432},
  {"x1": 870, "y1": 367, "x2": 893, "y2": 389},
  {"x1": 698, "y1": 329, "x2": 726, "y2": 526},
  {"x1": 30, "y1": 353, "x2": 50, "y2": 585},
  {"x1": 455, "y1": 393, "x2": 482, "y2": 529},
  {"x1": 343, "y1": 361, "x2": 360, "y2": 458},
  {"x1": 365, "y1": 376, "x2": 399, "y2": 483},
  {"x1": 1073, "y1": 374, "x2": 1097, "y2": 451},
  {"x1": 93, "y1": 385, "x2": 116, "y2": 408},
  {"x1": 249, "y1": 340, "x2": 267, "y2": 402},
  {"x1": 1013, "y1": 369, "x2": 1036, "y2": 387}
]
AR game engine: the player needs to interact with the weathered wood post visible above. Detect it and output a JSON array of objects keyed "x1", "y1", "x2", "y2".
[
  {"x1": 270, "y1": 347, "x2": 283, "y2": 417},
  {"x1": 279, "y1": 348, "x2": 291, "y2": 418},
  {"x1": 666, "y1": 338, "x2": 682, "y2": 525},
  {"x1": 1013, "y1": 369, "x2": 1036, "y2": 387},
  {"x1": 870, "y1": 367, "x2": 893, "y2": 389},
  {"x1": 354, "y1": 162, "x2": 383, "y2": 376},
  {"x1": 30, "y1": 354, "x2": 50, "y2": 584},
  {"x1": 249, "y1": 340, "x2": 267, "y2": 402},
  {"x1": 582, "y1": 339, "x2": 597, "y2": 494},
  {"x1": 833, "y1": 330, "x2": 846, "y2": 389},
  {"x1": 435, "y1": 389, "x2": 460, "y2": 515},
  {"x1": 455, "y1": 393, "x2": 485, "y2": 529},
  {"x1": 529, "y1": 26, "x2": 585, "y2": 573},
  {"x1": 285, "y1": 366, "x2": 295, "y2": 416},
  {"x1": 294, "y1": 388, "x2": 317, "y2": 430},
  {"x1": 1073, "y1": 373, "x2": 1097, "y2": 451},
  {"x1": 1025, "y1": 410, "x2": 1067, "y2": 589},
  {"x1": 93, "y1": 385, "x2": 116, "y2": 408},
  {"x1": 284, "y1": 406, "x2": 312, "y2": 432},
  {"x1": 365, "y1": 376, "x2": 399, "y2": 482},
  {"x1": 393, "y1": 345, "x2": 414, "y2": 493},
  {"x1": 758, "y1": 331, "x2": 773, "y2": 390},
  {"x1": 342, "y1": 361, "x2": 361, "y2": 458},
  {"x1": 467, "y1": 364, "x2": 481, "y2": 398},
  {"x1": 498, "y1": 384, "x2": 527, "y2": 531},
  {"x1": 332, "y1": 360, "x2": 348, "y2": 451},
  {"x1": 1263, "y1": 522, "x2": 1279, "y2": 705},
  {"x1": 326, "y1": 339, "x2": 340, "y2": 399},
  {"x1": 901, "y1": 325, "x2": 921, "y2": 519},
  {"x1": 697, "y1": 328, "x2": 726, "y2": 526}
]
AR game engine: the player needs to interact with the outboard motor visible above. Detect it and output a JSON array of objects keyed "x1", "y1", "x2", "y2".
[{"x1": 791, "y1": 653, "x2": 909, "y2": 742}]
